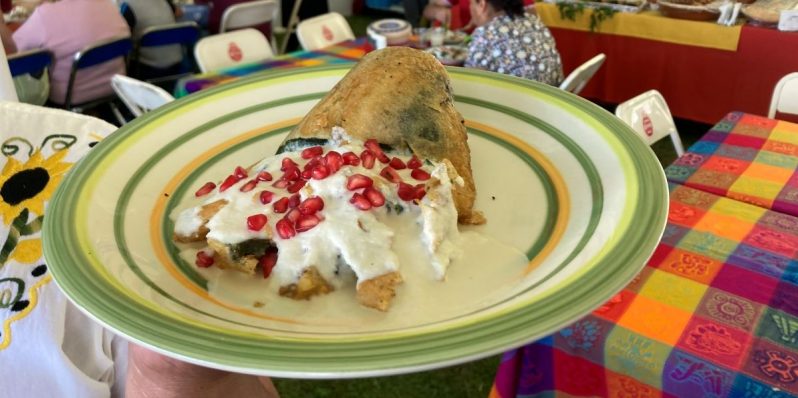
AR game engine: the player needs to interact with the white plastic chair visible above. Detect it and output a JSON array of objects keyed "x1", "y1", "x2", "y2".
[
  {"x1": 111, "y1": 74, "x2": 175, "y2": 117},
  {"x1": 220, "y1": 0, "x2": 278, "y2": 32},
  {"x1": 768, "y1": 72, "x2": 798, "y2": 118},
  {"x1": 559, "y1": 53, "x2": 606, "y2": 95},
  {"x1": 615, "y1": 89, "x2": 685, "y2": 157},
  {"x1": 295, "y1": 12, "x2": 355, "y2": 51},
  {"x1": 193, "y1": 29, "x2": 274, "y2": 73}
]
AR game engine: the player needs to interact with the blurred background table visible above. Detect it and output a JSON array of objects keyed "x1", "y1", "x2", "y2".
[
  {"x1": 174, "y1": 37, "x2": 371, "y2": 97},
  {"x1": 536, "y1": 3, "x2": 798, "y2": 125},
  {"x1": 491, "y1": 113, "x2": 798, "y2": 397}
]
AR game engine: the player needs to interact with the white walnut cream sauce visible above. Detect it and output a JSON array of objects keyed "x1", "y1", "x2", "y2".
[{"x1": 173, "y1": 129, "x2": 466, "y2": 293}]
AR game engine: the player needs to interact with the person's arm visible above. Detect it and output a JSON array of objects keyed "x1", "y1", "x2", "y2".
[
  {"x1": 126, "y1": 343, "x2": 280, "y2": 398},
  {"x1": 0, "y1": 19, "x2": 17, "y2": 53}
]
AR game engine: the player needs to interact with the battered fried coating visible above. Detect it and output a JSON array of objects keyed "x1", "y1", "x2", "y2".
[
  {"x1": 356, "y1": 271, "x2": 403, "y2": 312},
  {"x1": 278, "y1": 267, "x2": 334, "y2": 299},
  {"x1": 284, "y1": 47, "x2": 483, "y2": 224}
]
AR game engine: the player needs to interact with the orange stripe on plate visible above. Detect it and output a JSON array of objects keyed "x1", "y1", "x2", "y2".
[{"x1": 464, "y1": 120, "x2": 571, "y2": 275}]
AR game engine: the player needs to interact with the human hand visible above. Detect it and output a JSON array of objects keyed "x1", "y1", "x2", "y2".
[{"x1": 126, "y1": 343, "x2": 280, "y2": 398}]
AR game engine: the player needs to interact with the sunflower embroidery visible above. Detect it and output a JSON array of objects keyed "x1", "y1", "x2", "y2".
[{"x1": 0, "y1": 149, "x2": 72, "y2": 225}]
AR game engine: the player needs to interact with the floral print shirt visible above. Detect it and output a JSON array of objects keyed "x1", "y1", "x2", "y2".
[{"x1": 466, "y1": 12, "x2": 564, "y2": 86}]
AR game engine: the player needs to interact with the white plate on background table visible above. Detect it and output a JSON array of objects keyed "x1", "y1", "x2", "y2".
[{"x1": 43, "y1": 66, "x2": 668, "y2": 378}]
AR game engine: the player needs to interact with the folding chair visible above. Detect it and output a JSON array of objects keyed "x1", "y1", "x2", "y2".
[
  {"x1": 194, "y1": 29, "x2": 274, "y2": 73},
  {"x1": 134, "y1": 21, "x2": 200, "y2": 84},
  {"x1": 768, "y1": 72, "x2": 798, "y2": 118},
  {"x1": 295, "y1": 12, "x2": 355, "y2": 51},
  {"x1": 615, "y1": 89, "x2": 685, "y2": 157},
  {"x1": 559, "y1": 53, "x2": 606, "y2": 95},
  {"x1": 111, "y1": 74, "x2": 174, "y2": 117},
  {"x1": 7, "y1": 49, "x2": 52, "y2": 77},
  {"x1": 220, "y1": 0, "x2": 279, "y2": 53},
  {"x1": 64, "y1": 35, "x2": 133, "y2": 125}
]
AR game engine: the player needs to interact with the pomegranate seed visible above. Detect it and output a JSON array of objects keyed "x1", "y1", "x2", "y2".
[
  {"x1": 380, "y1": 166, "x2": 402, "y2": 183},
  {"x1": 346, "y1": 174, "x2": 373, "y2": 191},
  {"x1": 411, "y1": 168, "x2": 431, "y2": 181},
  {"x1": 389, "y1": 157, "x2": 407, "y2": 170},
  {"x1": 273, "y1": 179, "x2": 289, "y2": 189},
  {"x1": 195, "y1": 250, "x2": 215, "y2": 268},
  {"x1": 281, "y1": 158, "x2": 298, "y2": 171},
  {"x1": 304, "y1": 157, "x2": 322, "y2": 171},
  {"x1": 360, "y1": 150, "x2": 376, "y2": 169},
  {"x1": 273, "y1": 197, "x2": 289, "y2": 213},
  {"x1": 301, "y1": 146, "x2": 324, "y2": 159},
  {"x1": 364, "y1": 139, "x2": 390, "y2": 163},
  {"x1": 256, "y1": 171, "x2": 273, "y2": 181},
  {"x1": 286, "y1": 208, "x2": 302, "y2": 223},
  {"x1": 365, "y1": 139, "x2": 380, "y2": 151},
  {"x1": 414, "y1": 184, "x2": 427, "y2": 200},
  {"x1": 342, "y1": 151, "x2": 360, "y2": 166},
  {"x1": 301, "y1": 169, "x2": 312, "y2": 180},
  {"x1": 194, "y1": 182, "x2": 216, "y2": 197},
  {"x1": 407, "y1": 156, "x2": 422, "y2": 169},
  {"x1": 350, "y1": 193, "x2": 373, "y2": 210},
  {"x1": 259, "y1": 190, "x2": 274, "y2": 204},
  {"x1": 276, "y1": 219, "x2": 296, "y2": 239},
  {"x1": 311, "y1": 165, "x2": 330, "y2": 180},
  {"x1": 296, "y1": 214, "x2": 321, "y2": 232},
  {"x1": 288, "y1": 193, "x2": 301, "y2": 208},
  {"x1": 247, "y1": 214, "x2": 268, "y2": 231},
  {"x1": 324, "y1": 151, "x2": 343, "y2": 173},
  {"x1": 234, "y1": 166, "x2": 248, "y2": 179},
  {"x1": 282, "y1": 167, "x2": 300, "y2": 182},
  {"x1": 219, "y1": 175, "x2": 239, "y2": 192},
  {"x1": 397, "y1": 182, "x2": 416, "y2": 201},
  {"x1": 260, "y1": 248, "x2": 278, "y2": 278},
  {"x1": 239, "y1": 179, "x2": 258, "y2": 192},
  {"x1": 299, "y1": 196, "x2": 324, "y2": 215},
  {"x1": 363, "y1": 187, "x2": 385, "y2": 207},
  {"x1": 287, "y1": 180, "x2": 306, "y2": 193}
]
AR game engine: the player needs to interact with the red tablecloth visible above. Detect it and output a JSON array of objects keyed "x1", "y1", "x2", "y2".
[{"x1": 550, "y1": 24, "x2": 798, "y2": 124}]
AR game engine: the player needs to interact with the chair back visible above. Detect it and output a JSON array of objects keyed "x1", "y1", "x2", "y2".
[
  {"x1": 559, "y1": 53, "x2": 606, "y2": 95},
  {"x1": 220, "y1": 0, "x2": 277, "y2": 33},
  {"x1": 7, "y1": 49, "x2": 52, "y2": 77},
  {"x1": 66, "y1": 35, "x2": 133, "y2": 109},
  {"x1": 615, "y1": 89, "x2": 685, "y2": 156},
  {"x1": 135, "y1": 22, "x2": 200, "y2": 81},
  {"x1": 194, "y1": 29, "x2": 274, "y2": 73},
  {"x1": 296, "y1": 12, "x2": 355, "y2": 51},
  {"x1": 139, "y1": 21, "x2": 200, "y2": 48},
  {"x1": 111, "y1": 74, "x2": 174, "y2": 117},
  {"x1": 768, "y1": 72, "x2": 798, "y2": 118}
]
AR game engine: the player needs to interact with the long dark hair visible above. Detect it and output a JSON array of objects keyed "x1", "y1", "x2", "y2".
[{"x1": 486, "y1": 0, "x2": 525, "y2": 18}]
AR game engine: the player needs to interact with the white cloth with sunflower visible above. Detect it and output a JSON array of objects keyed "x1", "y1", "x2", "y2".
[{"x1": 0, "y1": 102, "x2": 127, "y2": 397}]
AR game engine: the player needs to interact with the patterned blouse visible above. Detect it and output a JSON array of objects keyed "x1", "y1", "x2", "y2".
[{"x1": 465, "y1": 12, "x2": 564, "y2": 86}]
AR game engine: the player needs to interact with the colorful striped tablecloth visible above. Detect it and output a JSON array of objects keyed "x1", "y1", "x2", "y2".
[
  {"x1": 491, "y1": 182, "x2": 798, "y2": 397},
  {"x1": 666, "y1": 112, "x2": 798, "y2": 218},
  {"x1": 174, "y1": 38, "x2": 371, "y2": 98}
]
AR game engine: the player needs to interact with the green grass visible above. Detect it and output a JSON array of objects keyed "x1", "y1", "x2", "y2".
[{"x1": 273, "y1": 356, "x2": 500, "y2": 397}]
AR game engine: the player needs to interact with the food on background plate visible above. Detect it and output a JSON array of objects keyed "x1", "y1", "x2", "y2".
[
  {"x1": 173, "y1": 47, "x2": 484, "y2": 312},
  {"x1": 425, "y1": 45, "x2": 468, "y2": 66}
]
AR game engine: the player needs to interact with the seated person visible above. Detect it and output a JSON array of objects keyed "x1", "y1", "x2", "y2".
[
  {"x1": 11, "y1": 0, "x2": 131, "y2": 106},
  {"x1": 464, "y1": 0, "x2": 563, "y2": 86},
  {"x1": 122, "y1": 0, "x2": 186, "y2": 81}
]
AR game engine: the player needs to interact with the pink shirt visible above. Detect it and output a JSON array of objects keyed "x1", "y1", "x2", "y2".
[{"x1": 13, "y1": 0, "x2": 130, "y2": 105}]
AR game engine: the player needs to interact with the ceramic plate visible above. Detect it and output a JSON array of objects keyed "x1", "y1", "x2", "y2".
[{"x1": 43, "y1": 66, "x2": 668, "y2": 378}]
